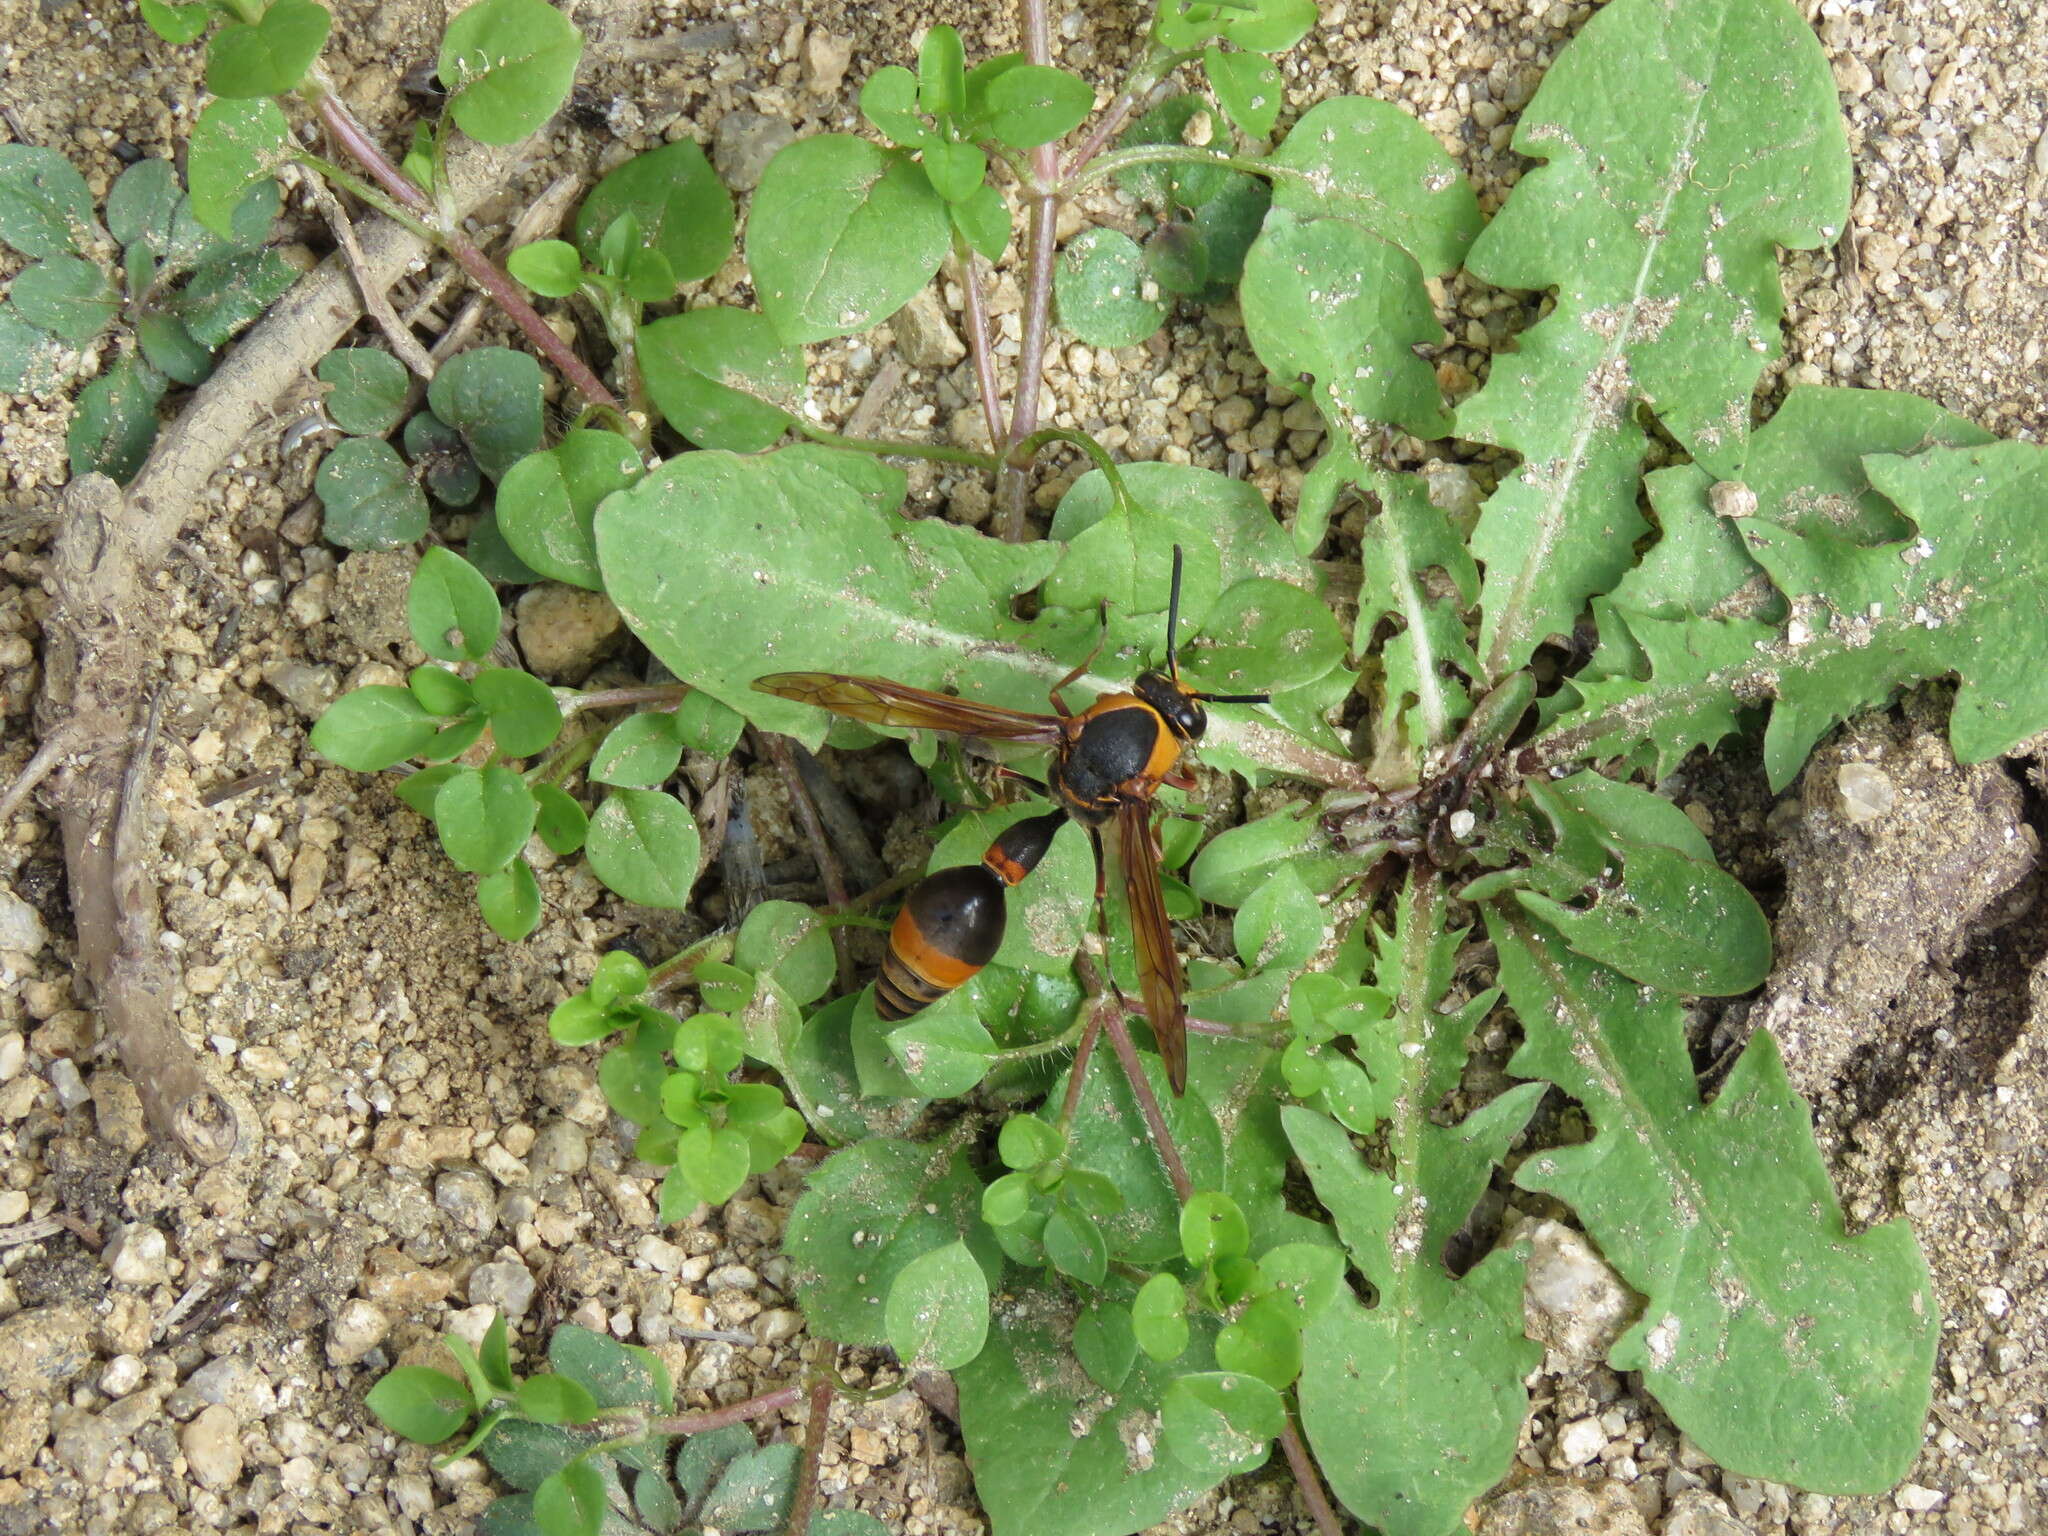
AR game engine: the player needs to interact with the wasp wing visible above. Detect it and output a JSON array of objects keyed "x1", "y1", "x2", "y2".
[
  {"x1": 752, "y1": 672, "x2": 1063, "y2": 743},
  {"x1": 1116, "y1": 798, "x2": 1188, "y2": 1095}
]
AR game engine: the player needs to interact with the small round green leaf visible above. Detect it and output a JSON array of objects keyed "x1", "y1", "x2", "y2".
[
  {"x1": 434, "y1": 764, "x2": 538, "y2": 874},
  {"x1": 1203, "y1": 47, "x2": 1282, "y2": 138},
  {"x1": 532, "y1": 784, "x2": 588, "y2": 855},
  {"x1": 427, "y1": 346, "x2": 544, "y2": 483},
  {"x1": 587, "y1": 949, "x2": 648, "y2": 1008},
  {"x1": 884, "y1": 1239, "x2": 989, "y2": 1371},
  {"x1": 409, "y1": 547, "x2": 502, "y2": 661},
  {"x1": 1074, "y1": 1301, "x2": 1139, "y2": 1392},
  {"x1": 311, "y1": 686, "x2": 439, "y2": 771},
  {"x1": 204, "y1": 0, "x2": 331, "y2": 98},
  {"x1": 916, "y1": 25, "x2": 967, "y2": 118},
  {"x1": 408, "y1": 665, "x2": 475, "y2": 717},
  {"x1": 472, "y1": 667, "x2": 563, "y2": 758},
  {"x1": 394, "y1": 763, "x2": 461, "y2": 817},
  {"x1": 506, "y1": 238, "x2": 584, "y2": 298},
  {"x1": 515, "y1": 1373, "x2": 599, "y2": 1425},
  {"x1": 859, "y1": 65, "x2": 931, "y2": 145},
  {"x1": 919, "y1": 140, "x2": 986, "y2": 204},
  {"x1": 571, "y1": 139, "x2": 734, "y2": 287},
  {"x1": 1132, "y1": 1272, "x2": 1189, "y2": 1361},
  {"x1": 68, "y1": 356, "x2": 166, "y2": 484},
  {"x1": 365, "y1": 1366, "x2": 471, "y2": 1443},
  {"x1": 639, "y1": 308, "x2": 801, "y2": 454},
  {"x1": 317, "y1": 348, "x2": 411, "y2": 436},
  {"x1": 949, "y1": 183, "x2": 1011, "y2": 262},
  {"x1": 495, "y1": 429, "x2": 642, "y2": 590},
  {"x1": 886, "y1": 1004, "x2": 995, "y2": 1096},
  {"x1": 107, "y1": 158, "x2": 180, "y2": 252},
  {"x1": 187, "y1": 97, "x2": 289, "y2": 239},
  {"x1": 671, "y1": 689, "x2": 745, "y2": 757},
  {"x1": 12, "y1": 257, "x2": 118, "y2": 345},
  {"x1": 1214, "y1": 1291, "x2": 1304, "y2": 1390},
  {"x1": 997, "y1": 1113, "x2": 1062, "y2": 1170},
  {"x1": 137, "y1": 0, "x2": 211, "y2": 45},
  {"x1": 439, "y1": 0, "x2": 584, "y2": 146},
  {"x1": 135, "y1": 313, "x2": 215, "y2": 388},
  {"x1": 418, "y1": 713, "x2": 489, "y2": 764},
  {"x1": 1160, "y1": 1372, "x2": 1285, "y2": 1477},
  {"x1": 548, "y1": 993, "x2": 621, "y2": 1047},
  {"x1": 0, "y1": 144, "x2": 93, "y2": 259},
  {"x1": 586, "y1": 788, "x2": 701, "y2": 909},
  {"x1": 981, "y1": 1169, "x2": 1033, "y2": 1228},
  {"x1": 1043, "y1": 1204, "x2": 1108, "y2": 1286},
  {"x1": 748, "y1": 135, "x2": 951, "y2": 344},
  {"x1": 678, "y1": 1122, "x2": 752, "y2": 1204},
  {"x1": 1155, "y1": 0, "x2": 1316, "y2": 53},
  {"x1": 532, "y1": 1460, "x2": 606, "y2": 1536},
  {"x1": 316, "y1": 437, "x2": 430, "y2": 550},
  {"x1": 1055, "y1": 227, "x2": 1165, "y2": 349},
  {"x1": 985, "y1": 65, "x2": 1093, "y2": 149},
  {"x1": 479, "y1": 857, "x2": 542, "y2": 941},
  {"x1": 403, "y1": 410, "x2": 481, "y2": 507},
  {"x1": 589, "y1": 711, "x2": 682, "y2": 788},
  {"x1": 1180, "y1": 1189, "x2": 1250, "y2": 1266}
]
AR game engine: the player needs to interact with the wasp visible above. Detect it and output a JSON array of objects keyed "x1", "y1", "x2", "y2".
[{"x1": 754, "y1": 548, "x2": 1268, "y2": 1095}]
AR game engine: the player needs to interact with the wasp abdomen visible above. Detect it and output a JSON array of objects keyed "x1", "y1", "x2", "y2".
[{"x1": 877, "y1": 812, "x2": 1065, "y2": 1020}]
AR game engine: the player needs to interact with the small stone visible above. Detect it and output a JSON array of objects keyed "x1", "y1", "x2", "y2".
[
  {"x1": 1212, "y1": 394, "x2": 1256, "y2": 435},
  {"x1": 261, "y1": 660, "x2": 342, "y2": 720},
  {"x1": 1520, "y1": 1219, "x2": 1636, "y2": 1360},
  {"x1": 181, "y1": 1403, "x2": 244, "y2": 1489},
  {"x1": 1976, "y1": 1284, "x2": 2011, "y2": 1319},
  {"x1": 0, "y1": 1033, "x2": 21, "y2": 1081},
  {"x1": 890, "y1": 287, "x2": 966, "y2": 368},
  {"x1": 527, "y1": 1120, "x2": 589, "y2": 1178},
  {"x1": 184, "y1": 1355, "x2": 278, "y2": 1417},
  {"x1": 99, "y1": 1355, "x2": 146, "y2": 1397},
  {"x1": 723, "y1": 1197, "x2": 782, "y2": 1248},
  {"x1": 515, "y1": 585, "x2": 624, "y2": 683},
  {"x1": 1708, "y1": 480, "x2": 1758, "y2": 520},
  {"x1": 802, "y1": 30, "x2": 853, "y2": 94},
  {"x1": 326, "y1": 1299, "x2": 392, "y2": 1365},
  {"x1": 435, "y1": 1167, "x2": 500, "y2": 1233},
  {"x1": 752, "y1": 1308, "x2": 804, "y2": 1345},
  {"x1": 712, "y1": 112, "x2": 796, "y2": 192},
  {"x1": 1894, "y1": 1483, "x2": 1944, "y2": 1513},
  {"x1": 1663, "y1": 1491, "x2": 1750, "y2": 1536},
  {"x1": 1835, "y1": 762, "x2": 1894, "y2": 825},
  {"x1": 0, "y1": 1397, "x2": 49, "y2": 1473},
  {"x1": 104, "y1": 1223, "x2": 171, "y2": 1286},
  {"x1": 1556, "y1": 1416, "x2": 1606, "y2": 1468},
  {"x1": 1477, "y1": 1475, "x2": 1648, "y2": 1536},
  {"x1": 0, "y1": 892, "x2": 47, "y2": 956},
  {"x1": 470, "y1": 1260, "x2": 538, "y2": 1319},
  {"x1": 50, "y1": 1405, "x2": 118, "y2": 1484},
  {"x1": 848, "y1": 1425, "x2": 889, "y2": 1465}
]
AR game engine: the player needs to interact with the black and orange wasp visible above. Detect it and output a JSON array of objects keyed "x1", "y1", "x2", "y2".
[{"x1": 753, "y1": 547, "x2": 1268, "y2": 1095}]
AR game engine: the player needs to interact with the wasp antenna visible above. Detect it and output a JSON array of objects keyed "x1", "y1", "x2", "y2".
[
  {"x1": 1194, "y1": 691, "x2": 1271, "y2": 705},
  {"x1": 1165, "y1": 544, "x2": 1186, "y2": 679}
]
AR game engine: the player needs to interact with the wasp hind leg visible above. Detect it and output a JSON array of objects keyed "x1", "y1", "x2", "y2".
[{"x1": 1048, "y1": 601, "x2": 1113, "y2": 718}]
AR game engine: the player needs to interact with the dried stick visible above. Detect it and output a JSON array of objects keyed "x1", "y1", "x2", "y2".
[
  {"x1": 998, "y1": 0, "x2": 1065, "y2": 538},
  {"x1": 296, "y1": 168, "x2": 437, "y2": 379},
  {"x1": 757, "y1": 731, "x2": 855, "y2": 992},
  {"x1": 953, "y1": 235, "x2": 1005, "y2": 457},
  {"x1": 783, "y1": 1369, "x2": 837, "y2": 1536}
]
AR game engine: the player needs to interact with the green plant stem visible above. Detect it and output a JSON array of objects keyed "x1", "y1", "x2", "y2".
[
  {"x1": 299, "y1": 74, "x2": 620, "y2": 412},
  {"x1": 558, "y1": 683, "x2": 690, "y2": 717},
  {"x1": 647, "y1": 930, "x2": 737, "y2": 997},
  {"x1": 782, "y1": 1371, "x2": 836, "y2": 1536},
  {"x1": 953, "y1": 230, "x2": 1006, "y2": 457},
  {"x1": 1012, "y1": 426, "x2": 1133, "y2": 516},
  {"x1": 1057, "y1": 43, "x2": 1185, "y2": 179},
  {"x1": 997, "y1": 0, "x2": 1064, "y2": 542},
  {"x1": 988, "y1": 1010, "x2": 1093, "y2": 1070},
  {"x1": 526, "y1": 723, "x2": 601, "y2": 789},
  {"x1": 639, "y1": 1383, "x2": 803, "y2": 1438},
  {"x1": 790, "y1": 417, "x2": 1000, "y2": 470},
  {"x1": 1066, "y1": 142, "x2": 1305, "y2": 195},
  {"x1": 293, "y1": 151, "x2": 437, "y2": 243}
]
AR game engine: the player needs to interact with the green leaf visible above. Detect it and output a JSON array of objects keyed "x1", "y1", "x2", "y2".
[
  {"x1": 204, "y1": 0, "x2": 331, "y2": 97},
  {"x1": 1202, "y1": 48, "x2": 1281, "y2": 138},
  {"x1": 639, "y1": 308, "x2": 800, "y2": 454},
  {"x1": 409, "y1": 547, "x2": 502, "y2": 661},
  {"x1": 107, "y1": 158, "x2": 181, "y2": 252},
  {"x1": 409, "y1": 665, "x2": 474, "y2": 717},
  {"x1": 1266, "y1": 97, "x2": 1481, "y2": 278},
  {"x1": 436, "y1": 765, "x2": 538, "y2": 874},
  {"x1": 169, "y1": 247, "x2": 298, "y2": 347},
  {"x1": 187, "y1": 97, "x2": 290, "y2": 238},
  {"x1": 1073, "y1": 1301, "x2": 1139, "y2": 1392},
  {"x1": 699, "y1": 1442, "x2": 799, "y2": 1532},
  {"x1": 68, "y1": 356, "x2": 166, "y2": 484},
  {"x1": 495, "y1": 429, "x2": 642, "y2": 590},
  {"x1": 1491, "y1": 909, "x2": 1937, "y2": 1493},
  {"x1": 572, "y1": 139, "x2": 734, "y2": 287},
  {"x1": 886, "y1": 998, "x2": 996, "y2": 1096},
  {"x1": 531, "y1": 1461, "x2": 605, "y2": 1536},
  {"x1": 403, "y1": 410, "x2": 481, "y2": 506},
  {"x1": 859, "y1": 65, "x2": 930, "y2": 146},
  {"x1": 670, "y1": 690, "x2": 744, "y2": 757},
  {"x1": 590, "y1": 711, "x2": 682, "y2": 788},
  {"x1": 884, "y1": 1239, "x2": 990, "y2": 1370},
  {"x1": 919, "y1": 139, "x2": 987, "y2": 204},
  {"x1": 916, "y1": 24, "x2": 967, "y2": 117},
  {"x1": 314, "y1": 687, "x2": 439, "y2": 771},
  {"x1": 366, "y1": 1366, "x2": 472, "y2": 1443},
  {"x1": 1179, "y1": 1190, "x2": 1249, "y2": 1266},
  {"x1": 948, "y1": 183, "x2": 1010, "y2": 262},
  {"x1": 135, "y1": 312, "x2": 216, "y2": 387},
  {"x1": 428, "y1": 346, "x2": 544, "y2": 483},
  {"x1": 1160, "y1": 1372, "x2": 1282, "y2": 1479},
  {"x1": 1460, "y1": 0, "x2": 1850, "y2": 679},
  {"x1": 532, "y1": 784, "x2": 588, "y2": 855},
  {"x1": 0, "y1": 305, "x2": 67, "y2": 394},
  {"x1": 957, "y1": 1271, "x2": 1228, "y2": 1536},
  {"x1": 749, "y1": 136, "x2": 951, "y2": 344},
  {"x1": 506, "y1": 239, "x2": 583, "y2": 298},
  {"x1": 317, "y1": 348, "x2": 411, "y2": 436},
  {"x1": 473, "y1": 668, "x2": 562, "y2": 758},
  {"x1": 1044, "y1": 1204, "x2": 1110, "y2": 1286},
  {"x1": 585, "y1": 789, "x2": 700, "y2": 909},
  {"x1": 0, "y1": 144, "x2": 92, "y2": 258},
  {"x1": 675, "y1": 1421, "x2": 756, "y2": 1508},
  {"x1": 1132, "y1": 1272, "x2": 1189, "y2": 1361},
  {"x1": 439, "y1": 0, "x2": 583, "y2": 146},
  {"x1": 1188, "y1": 803, "x2": 1347, "y2": 907},
  {"x1": 1214, "y1": 1292, "x2": 1303, "y2": 1391},
  {"x1": 1241, "y1": 208, "x2": 1448, "y2": 444},
  {"x1": 784, "y1": 1138, "x2": 1000, "y2": 1346},
  {"x1": 137, "y1": 0, "x2": 212, "y2": 45},
  {"x1": 1155, "y1": 0, "x2": 1316, "y2": 52},
  {"x1": 997, "y1": 1112, "x2": 1062, "y2": 1170},
  {"x1": 677, "y1": 1123, "x2": 753, "y2": 1204},
  {"x1": 1054, "y1": 227, "x2": 1165, "y2": 349},
  {"x1": 734, "y1": 900, "x2": 834, "y2": 1007},
  {"x1": 985, "y1": 65, "x2": 1093, "y2": 148},
  {"x1": 515, "y1": 1374, "x2": 600, "y2": 1425},
  {"x1": 316, "y1": 437, "x2": 430, "y2": 550},
  {"x1": 11, "y1": 256, "x2": 118, "y2": 344},
  {"x1": 1178, "y1": 575, "x2": 1345, "y2": 698}
]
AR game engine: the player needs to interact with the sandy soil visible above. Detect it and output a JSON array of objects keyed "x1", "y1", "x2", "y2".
[{"x1": 0, "y1": 0, "x2": 2044, "y2": 1533}]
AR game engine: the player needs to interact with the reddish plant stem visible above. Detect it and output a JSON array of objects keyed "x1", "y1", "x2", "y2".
[
  {"x1": 1277, "y1": 1411, "x2": 1346, "y2": 1536},
  {"x1": 305, "y1": 85, "x2": 619, "y2": 411},
  {"x1": 997, "y1": 0, "x2": 1063, "y2": 539},
  {"x1": 1054, "y1": 995, "x2": 1109, "y2": 1138},
  {"x1": 643, "y1": 1383, "x2": 803, "y2": 1437},
  {"x1": 1060, "y1": 85, "x2": 1144, "y2": 179},
  {"x1": 783, "y1": 1372, "x2": 836, "y2": 1536},
  {"x1": 955, "y1": 235, "x2": 1006, "y2": 458}
]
